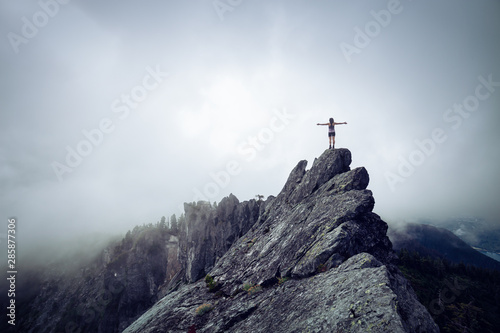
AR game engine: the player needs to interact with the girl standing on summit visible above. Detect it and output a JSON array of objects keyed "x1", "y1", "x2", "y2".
[{"x1": 317, "y1": 118, "x2": 347, "y2": 149}]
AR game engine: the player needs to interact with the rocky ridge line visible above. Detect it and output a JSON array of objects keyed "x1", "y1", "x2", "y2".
[{"x1": 123, "y1": 148, "x2": 439, "y2": 333}]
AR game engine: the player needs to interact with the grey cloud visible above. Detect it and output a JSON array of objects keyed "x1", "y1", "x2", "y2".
[{"x1": 1, "y1": 0, "x2": 499, "y2": 256}]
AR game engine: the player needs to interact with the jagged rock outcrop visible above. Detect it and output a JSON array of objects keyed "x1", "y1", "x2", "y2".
[
  {"x1": 180, "y1": 195, "x2": 262, "y2": 283},
  {"x1": 123, "y1": 149, "x2": 439, "y2": 333},
  {"x1": 13, "y1": 196, "x2": 260, "y2": 333}
]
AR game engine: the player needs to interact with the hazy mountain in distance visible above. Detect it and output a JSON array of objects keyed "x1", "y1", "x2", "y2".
[{"x1": 388, "y1": 223, "x2": 500, "y2": 271}]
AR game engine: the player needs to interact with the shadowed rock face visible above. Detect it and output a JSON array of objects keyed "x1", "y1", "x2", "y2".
[
  {"x1": 123, "y1": 149, "x2": 439, "y2": 333},
  {"x1": 181, "y1": 194, "x2": 262, "y2": 283}
]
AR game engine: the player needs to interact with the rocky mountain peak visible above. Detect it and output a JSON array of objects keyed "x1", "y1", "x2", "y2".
[
  {"x1": 123, "y1": 149, "x2": 439, "y2": 333},
  {"x1": 279, "y1": 147, "x2": 353, "y2": 204}
]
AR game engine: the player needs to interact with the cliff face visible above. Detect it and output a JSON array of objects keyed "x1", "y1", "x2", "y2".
[
  {"x1": 123, "y1": 149, "x2": 439, "y2": 333},
  {"x1": 180, "y1": 194, "x2": 262, "y2": 284},
  {"x1": 15, "y1": 228, "x2": 181, "y2": 333},
  {"x1": 14, "y1": 195, "x2": 260, "y2": 333}
]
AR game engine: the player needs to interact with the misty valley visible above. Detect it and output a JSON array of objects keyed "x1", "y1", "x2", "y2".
[{"x1": 2, "y1": 149, "x2": 499, "y2": 333}]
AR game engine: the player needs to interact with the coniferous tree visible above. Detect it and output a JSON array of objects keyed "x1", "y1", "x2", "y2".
[
  {"x1": 160, "y1": 216, "x2": 167, "y2": 229},
  {"x1": 170, "y1": 214, "x2": 178, "y2": 233}
]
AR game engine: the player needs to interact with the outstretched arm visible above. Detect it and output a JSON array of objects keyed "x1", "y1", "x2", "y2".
[
  {"x1": 333, "y1": 122, "x2": 347, "y2": 125},
  {"x1": 317, "y1": 123, "x2": 329, "y2": 125}
]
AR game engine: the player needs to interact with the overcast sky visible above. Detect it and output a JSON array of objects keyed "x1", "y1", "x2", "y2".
[{"x1": 1, "y1": 0, "x2": 500, "y2": 253}]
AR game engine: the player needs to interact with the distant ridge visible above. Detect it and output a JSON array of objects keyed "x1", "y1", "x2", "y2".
[{"x1": 388, "y1": 223, "x2": 500, "y2": 271}]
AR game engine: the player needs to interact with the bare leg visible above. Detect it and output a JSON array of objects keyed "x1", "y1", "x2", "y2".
[{"x1": 332, "y1": 136, "x2": 336, "y2": 149}]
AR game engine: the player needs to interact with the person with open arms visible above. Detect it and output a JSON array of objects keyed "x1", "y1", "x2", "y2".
[{"x1": 317, "y1": 117, "x2": 347, "y2": 149}]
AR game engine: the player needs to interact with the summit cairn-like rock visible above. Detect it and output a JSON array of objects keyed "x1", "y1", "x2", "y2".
[{"x1": 124, "y1": 148, "x2": 439, "y2": 333}]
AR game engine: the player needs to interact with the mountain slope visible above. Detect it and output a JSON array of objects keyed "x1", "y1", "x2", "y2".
[
  {"x1": 10, "y1": 197, "x2": 262, "y2": 333},
  {"x1": 388, "y1": 223, "x2": 500, "y2": 271},
  {"x1": 123, "y1": 149, "x2": 439, "y2": 333}
]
